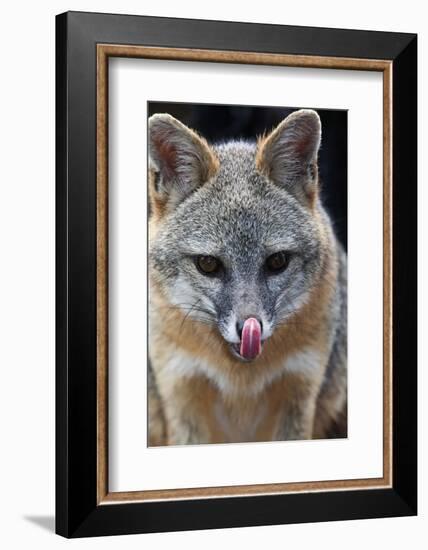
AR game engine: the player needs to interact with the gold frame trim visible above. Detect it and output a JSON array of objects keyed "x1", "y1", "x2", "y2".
[{"x1": 96, "y1": 44, "x2": 393, "y2": 505}]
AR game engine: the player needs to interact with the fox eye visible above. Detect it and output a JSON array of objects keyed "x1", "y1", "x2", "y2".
[
  {"x1": 265, "y1": 251, "x2": 289, "y2": 274},
  {"x1": 195, "y1": 255, "x2": 222, "y2": 276}
]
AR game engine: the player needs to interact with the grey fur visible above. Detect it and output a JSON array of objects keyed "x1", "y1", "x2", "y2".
[
  {"x1": 314, "y1": 246, "x2": 348, "y2": 438},
  {"x1": 259, "y1": 109, "x2": 321, "y2": 204},
  {"x1": 149, "y1": 113, "x2": 217, "y2": 209},
  {"x1": 150, "y1": 139, "x2": 326, "y2": 343},
  {"x1": 148, "y1": 109, "x2": 347, "y2": 442}
]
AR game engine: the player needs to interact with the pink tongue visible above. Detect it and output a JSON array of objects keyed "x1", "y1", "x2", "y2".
[{"x1": 239, "y1": 318, "x2": 262, "y2": 360}]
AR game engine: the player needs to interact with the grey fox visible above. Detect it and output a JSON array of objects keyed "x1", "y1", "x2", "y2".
[{"x1": 148, "y1": 109, "x2": 347, "y2": 445}]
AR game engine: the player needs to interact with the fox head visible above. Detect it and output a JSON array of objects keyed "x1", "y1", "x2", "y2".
[{"x1": 148, "y1": 109, "x2": 333, "y2": 363}]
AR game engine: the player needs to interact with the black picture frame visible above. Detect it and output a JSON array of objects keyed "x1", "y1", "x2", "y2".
[{"x1": 56, "y1": 11, "x2": 417, "y2": 538}]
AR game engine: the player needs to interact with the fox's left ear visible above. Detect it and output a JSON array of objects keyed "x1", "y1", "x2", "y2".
[
  {"x1": 256, "y1": 109, "x2": 321, "y2": 206},
  {"x1": 148, "y1": 113, "x2": 219, "y2": 216}
]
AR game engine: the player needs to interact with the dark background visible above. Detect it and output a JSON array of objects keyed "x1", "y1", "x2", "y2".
[{"x1": 148, "y1": 102, "x2": 347, "y2": 250}]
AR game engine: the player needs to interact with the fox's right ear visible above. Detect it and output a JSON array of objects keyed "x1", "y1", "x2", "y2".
[{"x1": 148, "y1": 114, "x2": 219, "y2": 216}]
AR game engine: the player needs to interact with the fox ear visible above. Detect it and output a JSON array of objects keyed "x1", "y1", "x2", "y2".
[
  {"x1": 148, "y1": 113, "x2": 218, "y2": 214},
  {"x1": 256, "y1": 109, "x2": 321, "y2": 206}
]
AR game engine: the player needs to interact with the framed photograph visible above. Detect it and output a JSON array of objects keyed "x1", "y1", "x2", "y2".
[{"x1": 56, "y1": 11, "x2": 417, "y2": 538}]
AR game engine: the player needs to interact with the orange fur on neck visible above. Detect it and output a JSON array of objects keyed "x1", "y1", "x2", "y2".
[{"x1": 149, "y1": 244, "x2": 337, "y2": 400}]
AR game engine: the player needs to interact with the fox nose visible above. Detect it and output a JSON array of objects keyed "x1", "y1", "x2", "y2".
[{"x1": 236, "y1": 318, "x2": 263, "y2": 339}]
